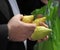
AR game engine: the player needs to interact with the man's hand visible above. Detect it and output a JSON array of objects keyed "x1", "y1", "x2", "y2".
[
  {"x1": 28, "y1": 22, "x2": 48, "y2": 42},
  {"x1": 41, "y1": 0, "x2": 48, "y2": 4},
  {"x1": 28, "y1": 14, "x2": 48, "y2": 42},
  {"x1": 7, "y1": 14, "x2": 36, "y2": 42},
  {"x1": 37, "y1": 35, "x2": 48, "y2": 42},
  {"x1": 37, "y1": 22, "x2": 48, "y2": 42}
]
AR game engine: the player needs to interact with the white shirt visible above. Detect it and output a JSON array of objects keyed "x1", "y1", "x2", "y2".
[
  {"x1": 8, "y1": 0, "x2": 20, "y2": 15},
  {"x1": 8, "y1": 0, "x2": 27, "y2": 50}
]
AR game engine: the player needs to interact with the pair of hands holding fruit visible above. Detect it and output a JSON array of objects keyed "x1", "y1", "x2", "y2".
[{"x1": 8, "y1": 14, "x2": 51, "y2": 42}]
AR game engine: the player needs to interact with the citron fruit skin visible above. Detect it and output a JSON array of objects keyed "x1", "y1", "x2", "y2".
[
  {"x1": 22, "y1": 15, "x2": 34, "y2": 23},
  {"x1": 31, "y1": 26, "x2": 52, "y2": 40},
  {"x1": 22, "y1": 15, "x2": 52, "y2": 40},
  {"x1": 33, "y1": 17, "x2": 46, "y2": 26}
]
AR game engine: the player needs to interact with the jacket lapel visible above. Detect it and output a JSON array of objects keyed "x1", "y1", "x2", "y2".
[{"x1": 0, "y1": 0, "x2": 11, "y2": 20}]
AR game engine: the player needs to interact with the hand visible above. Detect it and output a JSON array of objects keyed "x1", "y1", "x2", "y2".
[
  {"x1": 37, "y1": 14, "x2": 48, "y2": 42},
  {"x1": 37, "y1": 14, "x2": 48, "y2": 28},
  {"x1": 28, "y1": 22, "x2": 48, "y2": 42},
  {"x1": 28, "y1": 14, "x2": 49, "y2": 42},
  {"x1": 37, "y1": 35, "x2": 48, "y2": 42},
  {"x1": 7, "y1": 14, "x2": 36, "y2": 42},
  {"x1": 41, "y1": 0, "x2": 48, "y2": 4}
]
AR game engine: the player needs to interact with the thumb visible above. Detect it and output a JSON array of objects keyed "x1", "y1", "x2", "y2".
[
  {"x1": 15, "y1": 14, "x2": 23, "y2": 20},
  {"x1": 25, "y1": 23, "x2": 36, "y2": 30},
  {"x1": 39, "y1": 22, "x2": 48, "y2": 28}
]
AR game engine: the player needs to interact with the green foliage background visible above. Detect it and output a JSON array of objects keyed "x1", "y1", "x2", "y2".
[{"x1": 31, "y1": 0, "x2": 60, "y2": 50}]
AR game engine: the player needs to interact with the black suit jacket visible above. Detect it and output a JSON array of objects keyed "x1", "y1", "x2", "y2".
[{"x1": 0, "y1": 0, "x2": 45, "y2": 50}]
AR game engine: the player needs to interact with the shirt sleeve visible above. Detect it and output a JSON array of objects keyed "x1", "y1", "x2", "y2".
[{"x1": 0, "y1": 24, "x2": 8, "y2": 38}]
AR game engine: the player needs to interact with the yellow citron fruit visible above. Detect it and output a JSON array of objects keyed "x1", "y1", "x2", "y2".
[
  {"x1": 22, "y1": 15, "x2": 34, "y2": 23},
  {"x1": 22, "y1": 15, "x2": 52, "y2": 40},
  {"x1": 31, "y1": 26, "x2": 52, "y2": 40},
  {"x1": 33, "y1": 17, "x2": 46, "y2": 26}
]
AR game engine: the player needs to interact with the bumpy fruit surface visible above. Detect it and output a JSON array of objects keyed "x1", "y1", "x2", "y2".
[
  {"x1": 31, "y1": 26, "x2": 52, "y2": 40},
  {"x1": 22, "y1": 15, "x2": 52, "y2": 40},
  {"x1": 33, "y1": 17, "x2": 46, "y2": 26},
  {"x1": 22, "y1": 15, "x2": 34, "y2": 23}
]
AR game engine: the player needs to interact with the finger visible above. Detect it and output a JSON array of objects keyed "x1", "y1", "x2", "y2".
[
  {"x1": 28, "y1": 30, "x2": 35, "y2": 37},
  {"x1": 41, "y1": 0, "x2": 48, "y2": 4},
  {"x1": 42, "y1": 35, "x2": 49, "y2": 41},
  {"x1": 19, "y1": 14, "x2": 23, "y2": 20},
  {"x1": 28, "y1": 37, "x2": 36, "y2": 41},
  {"x1": 37, "y1": 38, "x2": 45, "y2": 42},
  {"x1": 15, "y1": 14, "x2": 23, "y2": 20},
  {"x1": 28, "y1": 37, "x2": 33, "y2": 41},
  {"x1": 37, "y1": 14, "x2": 43, "y2": 18},
  {"x1": 25, "y1": 23, "x2": 36, "y2": 30},
  {"x1": 44, "y1": 35, "x2": 49, "y2": 40},
  {"x1": 37, "y1": 40, "x2": 42, "y2": 42},
  {"x1": 28, "y1": 37, "x2": 32, "y2": 40},
  {"x1": 39, "y1": 22, "x2": 48, "y2": 28},
  {"x1": 37, "y1": 36, "x2": 49, "y2": 42}
]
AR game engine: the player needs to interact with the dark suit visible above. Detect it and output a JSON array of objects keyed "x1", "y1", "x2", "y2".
[{"x1": 0, "y1": 0, "x2": 45, "y2": 50}]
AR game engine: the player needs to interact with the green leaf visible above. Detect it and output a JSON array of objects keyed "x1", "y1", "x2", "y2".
[{"x1": 31, "y1": 1, "x2": 60, "y2": 50}]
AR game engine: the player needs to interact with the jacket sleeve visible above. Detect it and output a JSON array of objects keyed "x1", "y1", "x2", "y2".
[
  {"x1": 0, "y1": 24, "x2": 8, "y2": 38},
  {"x1": 0, "y1": 24, "x2": 8, "y2": 50}
]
